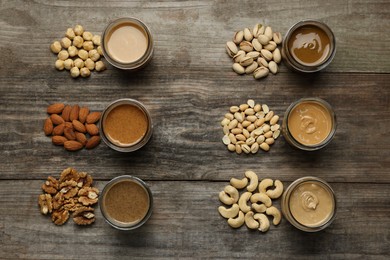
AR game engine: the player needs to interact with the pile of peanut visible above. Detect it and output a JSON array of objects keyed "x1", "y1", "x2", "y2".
[
  {"x1": 43, "y1": 103, "x2": 101, "y2": 151},
  {"x1": 50, "y1": 25, "x2": 106, "y2": 78},
  {"x1": 226, "y1": 23, "x2": 282, "y2": 79},
  {"x1": 218, "y1": 170, "x2": 283, "y2": 232},
  {"x1": 221, "y1": 99, "x2": 280, "y2": 154},
  {"x1": 38, "y1": 167, "x2": 99, "y2": 225}
]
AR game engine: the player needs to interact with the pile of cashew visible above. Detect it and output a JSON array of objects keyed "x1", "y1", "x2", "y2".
[{"x1": 218, "y1": 170, "x2": 283, "y2": 233}]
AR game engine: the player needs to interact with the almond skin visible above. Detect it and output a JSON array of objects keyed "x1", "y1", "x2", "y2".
[
  {"x1": 50, "y1": 114, "x2": 65, "y2": 125},
  {"x1": 65, "y1": 122, "x2": 73, "y2": 129},
  {"x1": 72, "y1": 120, "x2": 86, "y2": 133},
  {"x1": 43, "y1": 118, "x2": 53, "y2": 136},
  {"x1": 52, "y1": 135, "x2": 68, "y2": 145},
  {"x1": 52, "y1": 123, "x2": 65, "y2": 136},
  {"x1": 47, "y1": 103, "x2": 65, "y2": 114},
  {"x1": 61, "y1": 105, "x2": 72, "y2": 122},
  {"x1": 79, "y1": 107, "x2": 89, "y2": 124},
  {"x1": 86, "y1": 112, "x2": 101, "y2": 124},
  {"x1": 85, "y1": 123, "x2": 99, "y2": 136},
  {"x1": 75, "y1": 132, "x2": 87, "y2": 146},
  {"x1": 69, "y1": 105, "x2": 80, "y2": 122},
  {"x1": 64, "y1": 127, "x2": 76, "y2": 140},
  {"x1": 64, "y1": 140, "x2": 83, "y2": 151},
  {"x1": 85, "y1": 136, "x2": 101, "y2": 149}
]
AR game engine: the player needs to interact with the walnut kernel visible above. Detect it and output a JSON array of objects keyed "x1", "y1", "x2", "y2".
[
  {"x1": 73, "y1": 207, "x2": 95, "y2": 225},
  {"x1": 41, "y1": 176, "x2": 59, "y2": 194},
  {"x1": 52, "y1": 208, "x2": 70, "y2": 225},
  {"x1": 38, "y1": 194, "x2": 53, "y2": 215}
]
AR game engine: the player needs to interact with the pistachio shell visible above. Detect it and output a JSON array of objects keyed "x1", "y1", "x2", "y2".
[
  {"x1": 257, "y1": 57, "x2": 269, "y2": 68},
  {"x1": 232, "y1": 63, "x2": 245, "y2": 74},
  {"x1": 268, "y1": 61, "x2": 278, "y2": 74},
  {"x1": 264, "y1": 41, "x2": 277, "y2": 51},
  {"x1": 273, "y1": 48, "x2": 281, "y2": 63},
  {"x1": 252, "y1": 23, "x2": 264, "y2": 38},
  {"x1": 244, "y1": 28, "x2": 253, "y2": 41},
  {"x1": 233, "y1": 31, "x2": 244, "y2": 44},
  {"x1": 233, "y1": 50, "x2": 246, "y2": 63},
  {"x1": 226, "y1": 41, "x2": 238, "y2": 57},
  {"x1": 258, "y1": 34, "x2": 270, "y2": 45},
  {"x1": 239, "y1": 56, "x2": 254, "y2": 67},
  {"x1": 273, "y1": 32, "x2": 282, "y2": 44},
  {"x1": 261, "y1": 49, "x2": 273, "y2": 61},
  {"x1": 245, "y1": 62, "x2": 258, "y2": 74},
  {"x1": 264, "y1": 26, "x2": 273, "y2": 39},
  {"x1": 239, "y1": 41, "x2": 254, "y2": 52},
  {"x1": 246, "y1": 51, "x2": 260, "y2": 59},
  {"x1": 253, "y1": 67, "x2": 269, "y2": 79},
  {"x1": 252, "y1": 38, "x2": 262, "y2": 51}
]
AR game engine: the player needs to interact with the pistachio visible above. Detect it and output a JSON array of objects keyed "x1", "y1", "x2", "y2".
[
  {"x1": 232, "y1": 63, "x2": 245, "y2": 74},
  {"x1": 244, "y1": 28, "x2": 253, "y2": 41},
  {"x1": 239, "y1": 41, "x2": 254, "y2": 52},
  {"x1": 273, "y1": 48, "x2": 282, "y2": 63},
  {"x1": 245, "y1": 62, "x2": 258, "y2": 74},
  {"x1": 264, "y1": 41, "x2": 277, "y2": 51},
  {"x1": 273, "y1": 32, "x2": 282, "y2": 44},
  {"x1": 252, "y1": 38, "x2": 262, "y2": 52},
  {"x1": 239, "y1": 56, "x2": 254, "y2": 67},
  {"x1": 269, "y1": 61, "x2": 278, "y2": 74},
  {"x1": 233, "y1": 50, "x2": 246, "y2": 63},
  {"x1": 257, "y1": 57, "x2": 269, "y2": 68},
  {"x1": 258, "y1": 34, "x2": 270, "y2": 45},
  {"x1": 264, "y1": 26, "x2": 273, "y2": 39},
  {"x1": 260, "y1": 49, "x2": 273, "y2": 61},
  {"x1": 253, "y1": 67, "x2": 269, "y2": 79},
  {"x1": 233, "y1": 31, "x2": 244, "y2": 44},
  {"x1": 246, "y1": 51, "x2": 260, "y2": 59},
  {"x1": 226, "y1": 41, "x2": 238, "y2": 57},
  {"x1": 252, "y1": 24, "x2": 264, "y2": 38}
]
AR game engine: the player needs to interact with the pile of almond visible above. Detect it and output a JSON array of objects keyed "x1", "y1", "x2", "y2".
[{"x1": 43, "y1": 103, "x2": 101, "y2": 151}]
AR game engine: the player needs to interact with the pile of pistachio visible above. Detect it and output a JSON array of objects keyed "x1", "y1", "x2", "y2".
[{"x1": 226, "y1": 24, "x2": 282, "y2": 79}]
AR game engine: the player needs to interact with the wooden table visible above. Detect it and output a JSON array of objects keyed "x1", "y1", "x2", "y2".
[{"x1": 0, "y1": 0, "x2": 389, "y2": 259}]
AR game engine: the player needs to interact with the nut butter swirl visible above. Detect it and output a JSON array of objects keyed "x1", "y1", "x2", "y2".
[{"x1": 300, "y1": 191, "x2": 319, "y2": 211}]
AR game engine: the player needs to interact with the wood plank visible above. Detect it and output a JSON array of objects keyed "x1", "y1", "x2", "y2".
[{"x1": 0, "y1": 180, "x2": 388, "y2": 259}]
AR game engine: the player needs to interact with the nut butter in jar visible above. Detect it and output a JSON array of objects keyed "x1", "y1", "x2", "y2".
[
  {"x1": 100, "y1": 99, "x2": 153, "y2": 152},
  {"x1": 282, "y1": 97, "x2": 336, "y2": 151},
  {"x1": 282, "y1": 20, "x2": 336, "y2": 73},
  {"x1": 282, "y1": 177, "x2": 337, "y2": 232},
  {"x1": 101, "y1": 17, "x2": 154, "y2": 70},
  {"x1": 100, "y1": 175, "x2": 153, "y2": 230}
]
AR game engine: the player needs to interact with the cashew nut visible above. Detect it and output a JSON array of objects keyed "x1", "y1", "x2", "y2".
[
  {"x1": 218, "y1": 204, "x2": 239, "y2": 219},
  {"x1": 230, "y1": 177, "x2": 248, "y2": 189},
  {"x1": 266, "y1": 180, "x2": 284, "y2": 199},
  {"x1": 238, "y1": 191, "x2": 252, "y2": 213},
  {"x1": 227, "y1": 210, "x2": 245, "y2": 228},
  {"x1": 219, "y1": 185, "x2": 239, "y2": 205},
  {"x1": 254, "y1": 213, "x2": 270, "y2": 232},
  {"x1": 266, "y1": 206, "x2": 282, "y2": 225},
  {"x1": 245, "y1": 170, "x2": 258, "y2": 192},
  {"x1": 259, "y1": 178, "x2": 273, "y2": 193},
  {"x1": 250, "y1": 193, "x2": 272, "y2": 207},
  {"x1": 251, "y1": 203, "x2": 267, "y2": 213},
  {"x1": 244, "y1": 211, "x2": 259, "y2": 229}
]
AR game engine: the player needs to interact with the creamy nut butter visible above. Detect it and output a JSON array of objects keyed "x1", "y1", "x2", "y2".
[
  {"x1": 102, "y1": 18, "x2": 154, "y2": 70},
  {"x1": 100, "y1": 176, "x2": 153, "y2": 230},
  {"x1": 100, "y1": 99, "x2": 152, "y2": 152},
  {"x1": 282, "y1": 177, "x2": 336, "y2": 232},
  {"x1": 282, "y1": 20, "x2": 336, "y2": 73},
  {"x1": 282, "y1": 98, "x2": 336, "y2": 151}
]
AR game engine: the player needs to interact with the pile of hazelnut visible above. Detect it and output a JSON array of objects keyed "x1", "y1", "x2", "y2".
[{"x1": 50, "y1": 25, "x2": 106, "y2": 78}]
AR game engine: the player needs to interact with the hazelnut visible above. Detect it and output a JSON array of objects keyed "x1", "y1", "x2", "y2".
[
  {"x1": 78, "y1": 49, "x2": 89, "y2": 61},
  {"x1": 83, "y1": 41, "x2": 94, "y2": 51},
  {"x1": 73, "y1": 36, "x2": 84, "y2": 48},
  {"x1": 65, "y1": 28, "x2": 75, "y2": 39},
  {"x1": 88, "y1": 49, "x2": 100, "y2": 62},
  {"x1": 95, "y1": 61, "x2": 106, "y2": 72},
  {"x1": 68, "y1": 46, "x2": 78, "y2": 57},
  {"x1": 74, "y1": 58, "x2": 84, "y2": 69},
  {"x1": 70, "y1": 67, "x2": 80, "y2": 78},
  {"x1": 82, "y1": 31, "x2": 93, "y2": 41},
  {"x1": 85, "y1": 58, "x2": 95, "y2": 70},
  {"x1": 92, "y1": 35, "x2": 101, "y2": 46},
  {"x1": 74, "y1": 25, "x2": 84, "y2": 36},
  {"x1": 63, "y1": 59, "x2": 74, "y2": 70},
  {"x1": 60, "y1": 37, "x2": 72, "y2": 49},
  {"x1": 57, "y1": 50, "x2": 69, "y2": 61},
  {"x1": 80, "y1": 67, "x2": 91, "y2": 78},
  {"x1": 50, "y1": 41, "x2": 62, "y2": 54},
  {"x1": 55, "y1": 60, "x2": 65, "y2": 70},
  {"x1": 96, "y1": 46, "x2": 103, "y2": 56}
]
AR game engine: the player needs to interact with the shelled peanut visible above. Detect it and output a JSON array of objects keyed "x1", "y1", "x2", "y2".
[
  {"x1": 226, "y1": 24, "x2": 282, "y2": 79},
  {"x1": 221, "y1": 99, "x2": 280, "y2": 154},
  {"x1": 43, "y1": 103, "x2": 101, "y2": 151}
]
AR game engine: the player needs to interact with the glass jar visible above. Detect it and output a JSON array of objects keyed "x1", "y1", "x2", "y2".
[
  {"x1": 101, "y1": 17, "x2": 154, "y2": 70},
  {"x1": 282, "y1": 20, "x2": 336, "y2": 73},
  {"x1": 282, "y1": 97, "x2": 337, "y2": 151},
  {"x1": 282, "y1": 176, "x2": 337, "y2": 232}
]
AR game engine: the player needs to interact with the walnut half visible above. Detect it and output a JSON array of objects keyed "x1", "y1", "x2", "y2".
[
  {"x1": 59, "y1": 180, "x2": 79, "y2": 199},
  {"x1": 38, "y1": 194, "x2": 53, "y2": 215},
  {"x1": 73, "y1": 207, "x2": 95, "y2": 225},
  {"x1": 51, "y1": 208, "x2": 70, "y2": 225},
  {"x1": 41, "y1": 176, "x2": 59, "y2": 194},
  {"x1": 78, "y1": 187, "x2": 99, "y2": 206}
]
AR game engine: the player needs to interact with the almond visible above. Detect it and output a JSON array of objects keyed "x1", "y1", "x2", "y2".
[
  {"x1": 43, "y1": 118, "x2": 53, "y2": 136},
  {"x1": 64, "y1": 140, "x2": 83, "y2": 151},
  {"x1": 86, "y1": 112, "x2": 101, "y2": 124},
  {"x1": 65, "y1": 122, "x2": 73, "y2": 129},
  {"x1": 50, "y1": 114, "x2": 65, "y2": 125},
  {"x1": 69, "y1": 105, "x2": 80, "y2": 122},
  {"x1": 52, "y1": 123, "x2": 65, "y2": 136},
  {"x1": 52, "y1": 135, "x2": 68, "y2": 146},
  {"x1": 64, "y1": 127, "x2": 76, "y2": 140},
  {"x1": 85, "y1": 136, "x2": 101, "y2": 149},
  {"x1": 47, "y1": 103, "x2": 65, "y2": 114},
  {"x1": 85, "y1": 123, "x2": 99, "y2": 136},
  {"x1": 75, "y1": 132, "x2": 87, "y2": 146},
  {"x1": 79, "y1": 107, "x2": 89, "y2": 124},
  {"x1": 72, "y1": 120, "x2": 86, "y2": 133},
  {"x1": 61, "y1": 105, "x2": 72, "y2": 122}
]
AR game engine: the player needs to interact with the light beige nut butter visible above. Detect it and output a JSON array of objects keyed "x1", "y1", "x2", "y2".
[
  {"x1": 282, "y1": 98, "x2": 336, "y2": 151},
  {"x1": 100, "y1": 175, "x2": 153, "y2": 230},
  {"x1": 282, "y1": 177, "x2": 336, "y2": 232}
]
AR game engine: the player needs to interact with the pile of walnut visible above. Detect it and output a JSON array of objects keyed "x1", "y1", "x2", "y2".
[
  {"x1": 38, "y1": 167, "x2": 99, "y2": 226},
  {"x1": 43, "y1": 103, "x2": 101, "y2": 151},
  {"x1": 218, "y1": 170, "x2": 283, "y2": 232},
  {"x1": 50, "y1": 24, "x2": 106, "y2": 78}
]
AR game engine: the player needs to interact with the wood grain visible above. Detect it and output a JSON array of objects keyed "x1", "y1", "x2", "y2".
[{"x1": 0, "y1": 0, "x2": 389, "y2": 259}]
